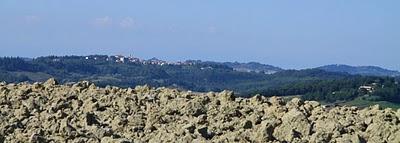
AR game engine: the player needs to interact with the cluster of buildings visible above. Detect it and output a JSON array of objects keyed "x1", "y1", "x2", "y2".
[
  {"x1": 359, "y1": 85, "x2": 375, "y2": 93},
  {"x1": 84, "y1": 55, "x2": 198, "y2": 66}
]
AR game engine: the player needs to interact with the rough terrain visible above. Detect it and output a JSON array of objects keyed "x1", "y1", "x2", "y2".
[{"x1": 0, "y1": 79, "x2": 399, "y2": 143}]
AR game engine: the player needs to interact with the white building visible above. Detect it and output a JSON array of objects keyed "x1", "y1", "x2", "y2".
[{"x1": 359, "y1": 85, "x2": 375, "y2": 93}]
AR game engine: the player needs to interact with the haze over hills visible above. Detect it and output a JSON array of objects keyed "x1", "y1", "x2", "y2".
[
  {"x1": 318, "y1": 64, "x2": 400, "y2": 77},
  {"x1": 223, "y1": 62, "x2": 283, "y2": 74},
  {"x1": 226, "y1": 62, "x2": 400, "y2": 77},
  {"x1": 223, "y1": 62, "x2": 400, "y2": 77},
  {"x1": 6, "y1": 55, "x2": 400, "y2": 77},
  {"x1": 186, "y1": 60, "x2": 283, "y2": 74},
  {"x1": 203, "y1": 60, "x2": 400, "y2": 77}
]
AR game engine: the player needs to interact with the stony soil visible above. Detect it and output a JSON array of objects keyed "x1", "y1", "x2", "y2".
[{"x1": 0, "y1": 79, "x2": 400, "y2": 143}]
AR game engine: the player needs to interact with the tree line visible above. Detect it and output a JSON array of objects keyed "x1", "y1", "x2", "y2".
[{"x1": 0, "y1": 56, "x2": 399, "y2": 104}]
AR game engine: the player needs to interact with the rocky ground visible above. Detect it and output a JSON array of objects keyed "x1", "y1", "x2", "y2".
[{"x1": 0, "y1": 79, "x2": 400, "y2": 143}]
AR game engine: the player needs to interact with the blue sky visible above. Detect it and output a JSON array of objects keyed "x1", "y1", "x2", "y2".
[{"x1": 0, "y1": 0, "x2": 399, "y2": 70}]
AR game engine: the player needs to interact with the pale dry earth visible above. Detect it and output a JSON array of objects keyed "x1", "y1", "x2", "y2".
[{"x1": 0, "y1": 79, "x2": 399, "y2": 143}]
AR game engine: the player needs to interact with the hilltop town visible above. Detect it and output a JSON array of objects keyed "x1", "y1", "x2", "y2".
[
  {"x1": 46, "y1": 55, "x2": 282, "y2": 75},
  {"x1": 79, "y1": 55, "x2": 198, "y2": 66}
]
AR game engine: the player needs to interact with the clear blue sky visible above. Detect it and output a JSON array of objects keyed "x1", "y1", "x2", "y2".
[{"x1": 1, "y1": 0, "x2": 399, "y2": 70}]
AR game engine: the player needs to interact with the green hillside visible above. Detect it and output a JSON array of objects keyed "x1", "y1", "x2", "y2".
[{"x1": 0, "y1": 56, "x2": 399, "y2": 107}]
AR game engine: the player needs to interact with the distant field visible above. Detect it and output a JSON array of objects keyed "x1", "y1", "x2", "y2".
[{"x1": 341, "y1": 97, "x2": 400, "y2": 109}]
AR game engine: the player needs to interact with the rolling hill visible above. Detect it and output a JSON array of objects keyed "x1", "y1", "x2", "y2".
[
  {"x1": 0, "y1": 55, "x2": 399, "y2": 107},
  {"x1": 222, "y1": 62, "x2": 283, "y2": 74},
  {"x1": 318, "y1": 64, "x2": 400, "y2": 77}
]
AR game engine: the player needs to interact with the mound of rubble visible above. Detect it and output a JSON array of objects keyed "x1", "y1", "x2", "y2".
[{"x1": 0, "y1": 79, "x2": 399, "y2": 143}]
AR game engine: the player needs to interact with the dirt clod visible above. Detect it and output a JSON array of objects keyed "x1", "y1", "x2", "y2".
[{"x1": 0, "y1": 79, "x2": 399, "y2": 142}]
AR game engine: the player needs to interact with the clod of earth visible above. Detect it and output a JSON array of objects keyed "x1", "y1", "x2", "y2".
[{"x1": 0, "y1": 78, "x2": 399, "y2": 142}]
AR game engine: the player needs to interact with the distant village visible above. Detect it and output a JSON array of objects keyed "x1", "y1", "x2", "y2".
[
  {"x1": 44, "y1": 55, "x2": 280, "y2": 74},
  {"x1": 82, "y1": 55, "x2": 199, "y2": 66}
]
